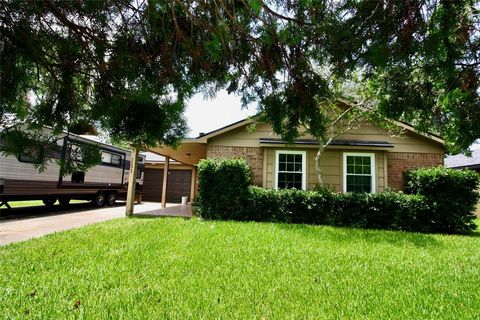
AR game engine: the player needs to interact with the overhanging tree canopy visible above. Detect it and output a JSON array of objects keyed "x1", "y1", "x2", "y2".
[{"x1": 1, "y1": 0, "x2": 479, "y2": 169}]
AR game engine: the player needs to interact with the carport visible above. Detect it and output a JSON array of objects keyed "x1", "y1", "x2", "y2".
[
  {"x1": 143, "y1": 153, "x2": 194, "y2": 203},
  {"x1": 144, "y1": 140, "x2": 206, "y2": 208}
]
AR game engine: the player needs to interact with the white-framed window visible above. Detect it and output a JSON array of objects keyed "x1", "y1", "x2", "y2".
[
  {"x1": 343, "y1": 152, "x2": 376, "y2": 193},
  {"x1": 275, "y1": 150, "x2": 307, "y2": 190}
]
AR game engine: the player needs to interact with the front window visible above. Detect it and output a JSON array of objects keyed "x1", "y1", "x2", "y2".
[
  {"x1": 275, "y1": 150, "x2": 306, "y2": 190},
  {"x1": 343, "y1": 153, "x2": 375, "y2": 193}
]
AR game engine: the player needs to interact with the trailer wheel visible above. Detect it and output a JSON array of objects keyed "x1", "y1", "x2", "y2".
[
  {"x1": 42, "y1": 198, "x2": 56, "y2": 207},
  {"x1": 106, "y1": 193, "x2": 116, "y2": 206},
  {"x1": 59, "y1": 197, "x2": 70, "y2": 206},
  {"x1": 93, "y1": 193, "x2": 105, "y2": 207}
]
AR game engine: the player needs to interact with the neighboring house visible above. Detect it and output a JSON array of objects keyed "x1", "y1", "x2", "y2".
[
  {"x1": 445, "y1": 148, "x2": 480, "y2": 172},
  {"x1": 148, "y1": 112, "x2": 445, "y2": 202}
]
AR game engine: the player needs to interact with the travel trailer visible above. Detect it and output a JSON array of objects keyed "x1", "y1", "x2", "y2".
[{"x1": 0, "y1": 130, "x2": 145, "y2": 208}]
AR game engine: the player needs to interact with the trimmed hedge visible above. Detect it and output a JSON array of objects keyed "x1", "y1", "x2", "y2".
[
  {"x1": 197, "y1": 158, "x2": 479, "y2": 234},
  {"x1": 405, "y1": 167, "x2": 480, "y2": 233},
  {"x1": 197, "y1": 158, "x2": 251, "y2": 220},
  {"x1": 242, "y1": 187, "x2": 427, "y2": 231},
  {"x1": 333, "y1": 191, "x2": 428, "y2": 232},
  {"x1": 244, "y1": 187, "x2": 336, "y2": 224}
]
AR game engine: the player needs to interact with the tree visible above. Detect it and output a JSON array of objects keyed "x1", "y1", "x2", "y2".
[
  {"x1": 236, "y1": 0, "x2": 480, "y2": 154},
  {"x1": 1, "y1": 0, "x2": 479, "y2": 172},
  {"x1": 329, "y1": 0, "x2": 480, "y2": 154}
]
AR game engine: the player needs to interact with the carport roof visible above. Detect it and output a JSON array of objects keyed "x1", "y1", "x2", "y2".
[{"x1": 144, "y1": 151, "x2": 180, "y2": 164}]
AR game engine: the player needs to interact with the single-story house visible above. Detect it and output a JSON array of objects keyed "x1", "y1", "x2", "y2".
[
  {"x1": 445, "y1": 148, "x2": 480, "y2": 172},
  {"x1": 147, "y1": 107, "x2": 445, "y2": 204}
]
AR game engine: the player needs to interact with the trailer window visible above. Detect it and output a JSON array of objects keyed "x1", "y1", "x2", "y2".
[
  {"x1": 69, "y1": 144, "x2": 84, "y2": 162},
  {"x1": 101, "y1": 152, "x2": 122, "y2": 167},
  {"x1": 18, "y1": 153, "x2": 35, "y2": 163},
  {"x1": 72, "y1": 171, "x2": 85, "y2": 183},
  {"x1": 111, "y1": 154, "x2": 121, "y2": 165},
  {"x1": 18, "y1": 146, "x2": 41, "y2": 164}
]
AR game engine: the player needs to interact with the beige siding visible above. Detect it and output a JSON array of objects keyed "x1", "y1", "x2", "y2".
[
  {"x1": 207, "y1": 121, "x2": 443, "y2": 192},
  {"x1": 208, "y1": 123, "x2": 280, "y2": 148},
  {"x1": 265, "y1": 148, "x2": 275, "y2": 188},
  {"x1": 307, "y1": 149, "x2": 341, "y2": 191},
  {"x1": 337, "y1": 123, "x2": 444, "y2": 153},
  {"x1": 207, "y1": 122, "x2": 444, "y2": 154},
  {"x1": 265, "y1": 148, "x2": 386, "y2": 192}
]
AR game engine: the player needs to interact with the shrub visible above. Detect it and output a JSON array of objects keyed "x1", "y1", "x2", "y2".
[
  {"x1": 244, "y1": 186, "x2": 279, "y2": 222},
  {"x1": 275, "y1": 188, "x2": 336, "y2": 224},
  {"x1": 331, "y1": 191, "x2": 428, "y2": 231},
  {"x1": 405, "y1": 167, "x2": 480, "y2": 233},
  {"x1": 197, "y1": 158, "x2": 251, "y2": 219},
  {"x1": 196, "y1": 158, "x2": 478, "y2": 234}
]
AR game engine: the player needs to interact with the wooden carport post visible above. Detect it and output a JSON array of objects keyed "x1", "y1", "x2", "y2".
[
  {"x1": 190, "y1": 166, "x2": 196, "y2": 203},
  {"x1": 161, "y1": 156, "x2": 170, "y2": 208},
  {"x1": 125, "y1": 145, "x2": 140, "y2": 217}
]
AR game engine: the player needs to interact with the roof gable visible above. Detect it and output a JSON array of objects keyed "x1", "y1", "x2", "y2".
[{"x1": 194, "y1": 113, "x2": 445, "y2": 146}]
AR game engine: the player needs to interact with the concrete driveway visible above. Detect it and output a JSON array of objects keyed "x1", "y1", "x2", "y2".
[{"x1": 0, "y1": 202, "x2": 191, "y2": 246}]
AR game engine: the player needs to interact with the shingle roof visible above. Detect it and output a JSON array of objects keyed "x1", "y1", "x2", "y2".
[{"x1": 445, "y1": 148, "x2": 480, "y2": 169}]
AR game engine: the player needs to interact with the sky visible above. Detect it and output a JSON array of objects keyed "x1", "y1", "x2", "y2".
[{"x1": 184, "y1": 90, "x2": 257, "y2": 138}]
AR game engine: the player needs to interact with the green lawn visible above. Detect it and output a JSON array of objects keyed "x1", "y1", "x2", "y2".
[
  {"x1": 1, "y1": 218, "x2": 479, "y2": 319},
  {"x1": 5, "y1": 200, "x2": 89, "y2": 208}
]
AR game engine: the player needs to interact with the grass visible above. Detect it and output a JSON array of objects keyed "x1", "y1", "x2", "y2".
[
  {"x1": 1, "y1": 218, "x2": 480, "y2": 319},
  {"x1": 4, "y1": 200, "x2": 89, "y2": 208}
]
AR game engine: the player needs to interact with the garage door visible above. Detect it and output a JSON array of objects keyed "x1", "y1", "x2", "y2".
[{"x1": 143, "y1": 169, "x2": 192, "y2": 203}]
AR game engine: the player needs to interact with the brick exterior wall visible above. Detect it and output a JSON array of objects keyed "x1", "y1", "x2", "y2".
[
  {"x1": 387, "y1": 152, "x2": 444, "y2": 190},
  {"x1": 207, "y1": 146, "x2": 264, "y2": 186}
]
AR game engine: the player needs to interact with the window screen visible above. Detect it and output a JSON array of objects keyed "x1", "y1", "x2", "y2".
[
  {"x1": 345, "y1": 155, "x2": 374, "y2": 193},
  {"x1": 277, "y1": 152, "x2": 304, "y2": 190}
]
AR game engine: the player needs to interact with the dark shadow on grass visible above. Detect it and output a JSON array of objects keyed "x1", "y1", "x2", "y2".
[
  {"x1": 130, "y1": 213, "x2": 191, "y2": 220},
  {"x1": 271, "y1": 222, "x2": 443, "y2": 248},
  {"x1": 199, "y1": 216, "x2": 444, "y2": 248},
  {"x1": 0, "y1": 202, "x2": 126, "y2": 222},
  {"x1": 130, "y1": 205, "x2": 192, "y2": 219},
  {"x1": 457, "y1": 229, "x2": 480, "y2": 237}
]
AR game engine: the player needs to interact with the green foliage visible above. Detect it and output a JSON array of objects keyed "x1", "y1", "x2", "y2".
[
  {"x1": 341, "y1": 1, "x2": 480, "y2": 153},
  {"x1": 405, "y1": 167, "x2": 480, "y2": 233},
  {"x1": 333, "y1": 192, "x2": 428, "y2": 232},
  {"x1": 57, "y1": 141, "x2": 102, "y2": 177},
  {"x1": 197, "y1": 158, "x2": 252, "y2": 219},
  {"x1": 245, "y1": 188, "x2": 430, "y2": 232},
  {"x1": 245, "y1": 186, "x2": 336, "y2": 224},
  {"x1": 1, "y1": 0, "x2": 480, "y2": 159},
  {"x1": 197, "y1": 161, "x2": 476, "y2": 233},
  {"x1": 1, "y1": 0, "x2": 234, "y2": 170}
]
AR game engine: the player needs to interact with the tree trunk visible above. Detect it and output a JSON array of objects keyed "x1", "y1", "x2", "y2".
[
  {"x1": 125, "y1": 145, "x2": 139, "y2": 217},
  {"x1": 315, "y1": 140, "x2": 326, "y2": 186}
]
